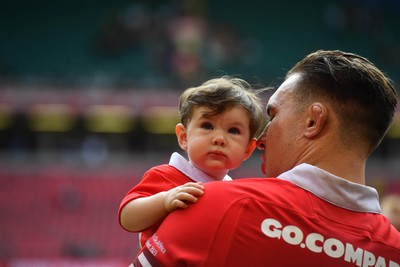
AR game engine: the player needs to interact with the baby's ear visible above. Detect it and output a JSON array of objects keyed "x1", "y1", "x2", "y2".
[
  {"x1": 175, "y1": 123, "x2": 188, "y2": 150},
  {"x1": 244, "y1": 138, "x2": 257, "y2": 160}
]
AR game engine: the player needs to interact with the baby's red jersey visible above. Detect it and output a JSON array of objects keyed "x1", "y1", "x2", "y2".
[
  {"x1": 118, "y1": 152, "x2": 231, "y2": 247},
  {"x1": 118, "y1": 163, "x2": 194, "y2": 246}
]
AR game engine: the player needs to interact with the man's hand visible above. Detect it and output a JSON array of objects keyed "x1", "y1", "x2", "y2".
[{"x1": 164, "y1": 182, "x2": 204, "y2": 212}]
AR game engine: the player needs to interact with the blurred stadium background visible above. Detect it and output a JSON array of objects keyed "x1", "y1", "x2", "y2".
[{"x1": 0, "y1": 0, "x2": 399, "y2": 266}]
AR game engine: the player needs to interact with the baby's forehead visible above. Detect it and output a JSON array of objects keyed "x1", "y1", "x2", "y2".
[{"x1": 189, "y1": 105, "x2": 250, "y2": 120}]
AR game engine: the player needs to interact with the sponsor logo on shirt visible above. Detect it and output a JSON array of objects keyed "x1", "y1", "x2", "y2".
[
  {"x1": 261, "y1": 218, "x2": 399, "y2": 267},
  {"x1": 146, "y1": 234, "x2": 166, "y2": 256}
]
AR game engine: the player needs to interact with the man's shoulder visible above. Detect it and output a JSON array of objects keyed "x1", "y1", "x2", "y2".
[
  {"x1": 371, "y1": 214, "x2": 400, "y2": 249},
  {"x1": 203, "y1": 177, "x2": 304, "y2": 206},
  {"x1": 205, "y1": 177, "x2": 297, "y2": 194},
  {"x1": 207, "y1": 177, "x2": 288, "y2": 185}
]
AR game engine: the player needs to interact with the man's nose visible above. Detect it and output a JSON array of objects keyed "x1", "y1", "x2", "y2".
[{"x1": 256, "y1": 135, "x2": 266, "y2": 150}]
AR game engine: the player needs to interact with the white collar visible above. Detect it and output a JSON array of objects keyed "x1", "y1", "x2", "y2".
[
  {"x1": 169, "y1": 152, "x2": 232, "y2": 182},
  {"x1": 278, "y1": 163, "x2": 381, "y2": 213}
]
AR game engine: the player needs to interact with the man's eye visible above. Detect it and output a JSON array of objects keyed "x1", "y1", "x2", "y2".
[
  {"x1": 201, "y1": 122, "x2": 213, "y2": 130},
  {"x1": 228, "y1": 127, "x2": 240, "y2": 134}
]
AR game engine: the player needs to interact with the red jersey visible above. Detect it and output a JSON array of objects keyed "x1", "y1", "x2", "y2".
[
  {"x1": 118, "y1": 153, "x2": 232, "y2": 247},
  {"x1": 133, "y1": 164, "x2": 400, "y2": 267}
]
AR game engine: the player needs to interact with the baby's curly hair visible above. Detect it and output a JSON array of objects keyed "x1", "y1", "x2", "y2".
[{"x1": 178, "y1": 76, "x2": 267, "y2": 139}]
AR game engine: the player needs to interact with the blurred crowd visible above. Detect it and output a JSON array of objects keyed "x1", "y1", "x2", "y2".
[
  {"x1": 0, "y1": 0, "x2": 399, "y2": 88},
  {"x1": 92, "y1": 0, "x2": 259, "y2": 88}
]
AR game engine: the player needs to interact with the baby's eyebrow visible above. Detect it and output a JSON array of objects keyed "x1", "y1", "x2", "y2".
[{"x1": 229, "y1": 121, "x2": 247, "y2": 128}]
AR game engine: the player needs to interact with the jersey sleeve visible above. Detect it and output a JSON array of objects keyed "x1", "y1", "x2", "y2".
[{"x1": 117, "y1": 165, "x2": 192, "y2": 232}]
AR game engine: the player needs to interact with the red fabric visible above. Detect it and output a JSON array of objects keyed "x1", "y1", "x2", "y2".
[
  {"x1": 118, "y1": 164, "x2": 193, "y2": 247},
  {"x1": 138, "y1": 178, "x2": 400, "y2": 267}
]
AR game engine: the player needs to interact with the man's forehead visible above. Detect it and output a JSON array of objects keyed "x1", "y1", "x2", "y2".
[
  {"x1": 268, "y1": 73, "x2": 301, "y2": 105},
  {"x1": 278, "y1": 73, "x2": 302, "y2": 93}
]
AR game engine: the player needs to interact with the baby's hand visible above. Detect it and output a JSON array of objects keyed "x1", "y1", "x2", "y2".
[{"x1": 164, "y1": 182, "x2": 204, "y2": 212}]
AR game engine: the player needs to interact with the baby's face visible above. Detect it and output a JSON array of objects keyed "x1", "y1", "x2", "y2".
[{"x1": 182, "y1": 106, "x2": 254, "y2": 179}]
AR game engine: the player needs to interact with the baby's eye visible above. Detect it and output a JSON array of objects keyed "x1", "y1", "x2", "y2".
[
  {"x1": 201, "y1": 122, "x2": 213, "y2": 130},
  {"x1": 228, "y1": 127, "x2": 240, "y2": 135}
]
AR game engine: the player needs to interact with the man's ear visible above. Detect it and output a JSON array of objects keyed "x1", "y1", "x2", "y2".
[
  {"x1": 304, "y1": 103, "x2": 327, "y2": 138},
  {"x1": 244, "y1": 138, "x2": 257, "y2": 160},
  {"x1": 176, "y1": 123, "x2": 188, "y2": 150}
]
